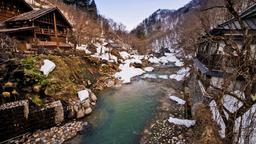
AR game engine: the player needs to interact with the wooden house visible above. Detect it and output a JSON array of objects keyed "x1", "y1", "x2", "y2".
[
  {"x1": 195, "y1": 3, "x2": 256, "y2": 78},
  {"x1": 0, "y1": 0, "x2": 73, "y2": 50}
]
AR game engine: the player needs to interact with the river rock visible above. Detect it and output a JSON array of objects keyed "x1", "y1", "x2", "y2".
[
  {"x1": 4, "y1": 82, "x2": 15, "y2": 88},
  {"x1": 11, "y1": 90, "x2": 19, "y2": 96},
  {"x1": 2, "y1": 91, "x2": 11, "y2": 97},
  {"x1": 90, "y1": 93, "x2": 97, "y2": 102},
  {"x1": 91, "y1": 102, "x2": 96, "y2": 106},
  {"x1": 82, "y1": 99, "x2": 91, "y2": 108},
  {"x1": 76, "y1": 107, "x2": 85, "y2": 119},
  {"x1": 85, "y1": 107, "x2": 92, "y2": 115},
  {"x1": 33, "y1": 85, "x2": 41, "y2": 93},
  {"x1": 67, "y1": 107, "x2": 75, "y2": 119},
  {"x1": 106, "y1": 79, "x2": 115, "y2": 88},
  {"x1": 73, "y1": 105, "x2": 79, "y2": 112}
]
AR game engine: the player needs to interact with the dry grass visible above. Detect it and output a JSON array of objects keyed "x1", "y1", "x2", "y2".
[{"x1": 192, "y1": 103, "x2": 223, "y2": 144}]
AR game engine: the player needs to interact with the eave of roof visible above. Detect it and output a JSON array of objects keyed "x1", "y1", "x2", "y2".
[
  {"x1": 0, "y1": 26, "x2": 35, "y2": 33},
  {"x1": 6, "y1": 7, "x2": 72, "y2": 28},
  {"x1": 211, "y1": 3, "x2": 256, "y2": 33}
]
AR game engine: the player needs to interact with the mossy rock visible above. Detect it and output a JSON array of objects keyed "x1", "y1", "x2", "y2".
[{"x1": 32, "y1": 95, "x2": 43, "y2": 106}]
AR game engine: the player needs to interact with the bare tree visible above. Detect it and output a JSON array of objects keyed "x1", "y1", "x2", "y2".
[{"x1": 194, "y1": 0, "x2": 256, "y2": 143}]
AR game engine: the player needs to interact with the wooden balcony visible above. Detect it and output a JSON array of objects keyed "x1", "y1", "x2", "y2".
[{"x1": 34, "y1": 28, "x2": 67, "y2": 37}]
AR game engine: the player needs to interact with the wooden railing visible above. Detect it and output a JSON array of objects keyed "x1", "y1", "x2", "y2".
[{"x1": 34, "y1": 28, "x2": 67, "y2": 37}]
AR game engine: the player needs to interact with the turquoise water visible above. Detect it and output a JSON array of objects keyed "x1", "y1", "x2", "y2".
[{"x1": 76, "y1": 80, "x2": 165, "y2": 144}]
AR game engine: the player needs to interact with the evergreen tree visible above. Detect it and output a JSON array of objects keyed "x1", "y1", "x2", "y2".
[{"x1": 89, "y1": 0, "x2": 96, "y2": 9}]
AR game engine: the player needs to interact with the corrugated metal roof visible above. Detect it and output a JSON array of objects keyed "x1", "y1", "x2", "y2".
[{"x1": 211, "y1": 3, "x2": 256, "y2": 33}]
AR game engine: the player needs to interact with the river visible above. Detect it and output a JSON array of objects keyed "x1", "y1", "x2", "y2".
[{"x1": 68, "y1": 68, "x2": 176, "y2": 144}]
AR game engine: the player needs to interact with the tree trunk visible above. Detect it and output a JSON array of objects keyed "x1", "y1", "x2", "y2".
[{"x1": 225, "y1": 117, "x2": 235, "y2": 143}]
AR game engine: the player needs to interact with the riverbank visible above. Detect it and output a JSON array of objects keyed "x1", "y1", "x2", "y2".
[
  {"x1": 140, "y1": 68, "x2": 194, "y2": 144},
  {"x1": 66, "y1": 80, "x2": 164, "y2": 144},
  {"x1": 8, "y1": 121, "x2": 87, "y2": 144},
  {"x1": 0, "y1": 54, "x2": 119, "y2": 143}
]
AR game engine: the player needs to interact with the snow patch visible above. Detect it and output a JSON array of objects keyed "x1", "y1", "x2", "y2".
[
  {"x1": 158, "y1": 75, "x2": 169, "y2": 79},
  {"x1": 119, "y1": 51, "x2": 130, "y2": 59},
  {"x1": 40, "y1": 59, "x2": 56, "y2": 76},
  {"x1": 77, "y1": 90, "x2": 90, "y2": 101},
  {"x1": 169, "y1": 67, "x2": 190, "y2": 81},
  {"x1": 148, "y1": 52, "x2": 183, "y2": 66},
  {"x1": 144, "y1": 67, "x2": 154, "y2": 72},
  {"x1": 169, "y1": 96, "x2": 186, "y2": 105},
  {"x1": 76, "y1": 45, "x2": 92, "y2": 54},
  {"x1": 168, "y1": 117, "x2": 196, "y2": 128},
  {"x1": 142, "y1": 74, "x2": 158, "y2": 79},
  {"x1": 115, "y1": 64, "x2": 145, "y2": 83}
]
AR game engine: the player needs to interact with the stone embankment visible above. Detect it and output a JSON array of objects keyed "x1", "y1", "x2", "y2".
[
  {"x1": 9, "y1": 121, "x2": 87, "y2": 144},
  {"x1": 0, "y1": 56, "x2": 117, "y2": 143}
]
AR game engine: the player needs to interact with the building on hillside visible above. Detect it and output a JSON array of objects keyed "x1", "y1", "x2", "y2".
[
  {"x1": 191, "y1": 3, "x2": 256, "y2": 105},
  {"x1": 194, "y1": 3, "x2": 256, "y2": 79},
  {"x1": 0, "y1": 0, "x2": 73, "y2": 51}
]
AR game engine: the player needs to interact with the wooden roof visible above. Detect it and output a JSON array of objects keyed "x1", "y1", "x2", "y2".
[
  {"x1": 240, "y1": 3, "x2": 256, "y2": 18},
  {"x1": 6, "y1": 7, "x2": 72, "y2": 28}
]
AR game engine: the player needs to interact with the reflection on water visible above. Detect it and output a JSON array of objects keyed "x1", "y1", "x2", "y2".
[{"x1": 72, "y1": 80, "x2": 165, "y2": 144}]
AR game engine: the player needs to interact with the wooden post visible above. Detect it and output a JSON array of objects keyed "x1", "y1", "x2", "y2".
[
  {"x1": 32, "y1": 21, "x2": 36, "y2": 40},
  {"x1": 32, "y1": 21, "x2": 37, "y2": 49},
  {"x1": 53, "y1": 12, "x2": 59, "y2": 48}
]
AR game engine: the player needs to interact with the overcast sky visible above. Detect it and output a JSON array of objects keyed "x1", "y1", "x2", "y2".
[{"x1": 95, "y1": 0, "x2": 191, "y2": 31}]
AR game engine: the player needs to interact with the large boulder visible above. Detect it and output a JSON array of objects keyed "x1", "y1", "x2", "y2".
[{"x1": 76, "y1": 107, "x2": 85, "y2": 119}]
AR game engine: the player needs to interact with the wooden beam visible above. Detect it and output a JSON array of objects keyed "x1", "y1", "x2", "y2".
[
  {"x1": 53, "y1": 12, "x2": 59, "y2": 48},
  {"x1": 32, "y1": 21, "x2": 37, "y2": 43}
]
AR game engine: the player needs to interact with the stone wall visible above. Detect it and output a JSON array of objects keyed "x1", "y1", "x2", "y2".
[
  {"x1": 0, "y1": 100, "x2": 29, "y2": 142},
  {"x1": 0, "y1": 100, "x2": 64, "y2": 142}
]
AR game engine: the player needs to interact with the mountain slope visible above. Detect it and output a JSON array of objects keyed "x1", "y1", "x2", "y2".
[{"x1": 130, "y1": 0, "x2": 216, "y2": 53}]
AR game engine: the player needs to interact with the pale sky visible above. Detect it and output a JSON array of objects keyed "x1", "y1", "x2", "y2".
[{"x1": 96, "y1": 0, "x2": 191, "y2": 31}]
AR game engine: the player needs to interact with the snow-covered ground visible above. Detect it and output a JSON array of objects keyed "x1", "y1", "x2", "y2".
[
  {"x1": 144, "y1": 67, "x2": 154, "y2": 72},
  {"x1": 76, "y1": 45, "x2": 92, "y2": 54},
  {"x1": 148, "y1": 52, "x2": 184, "y2": 67},
  {"x1": 115, "y1": 62, "x2": 145, "y2": 84},
  {"x1": 77, "y1": 41, "x2": 118, "y2": 63},
  {"x1": 142, "y1": 67, "x2": 190, "y2": 81},
  {"x1": 169, "y1": 67, "x2": 190, "y2": 81},
  {"x1": 76, "y1": 39, "x2": 187, "y2": 84}
]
